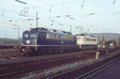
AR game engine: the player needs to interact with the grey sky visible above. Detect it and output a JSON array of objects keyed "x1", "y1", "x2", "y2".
[{"x1": 0, "y1": 0, "x2": 120, "y2": 38}]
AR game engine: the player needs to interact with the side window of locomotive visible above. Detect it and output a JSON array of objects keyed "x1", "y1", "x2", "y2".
[
  {"x1": 52, "y1": 34, "x2": 58, "y2": 39},
  {"x1": 52, "y1": 34, "x2": 56, "y2": 39},
  {"x1": 65, "y1": 35, "x2": 69, "y2": 40},
  {"x1": 46, "y1": 33, "x2": 52, "y2": 39},
  {"x1": 56, "y1": 34, "x2": 59, "y2": 39},
  {"x1": 68, "y1": 36, "x2": 72, "y2": 40},
  {"x1": 66, "y1": 35, "x2": 71, "y2": 40},
  {"x1": 58, "y1": 35, "x2": 61, "y2": 39},
  {"x1": 69, "y1": 36, "x2": 73, "y2": 40},
  {"x1": 60, "y1": 35, "x2": 65, "y2": 40}
]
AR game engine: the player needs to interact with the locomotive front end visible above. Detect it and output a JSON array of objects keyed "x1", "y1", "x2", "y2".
[{"x1": 21, "y1": 31, "x2": 38, "y2": 56}]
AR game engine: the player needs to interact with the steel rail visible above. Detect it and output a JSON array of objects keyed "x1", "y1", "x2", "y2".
[
  {"x1": 48, "y1": 50, "x2": 120, "y2": 79},
  {"x1": 76, "y1": 54, "x2": 120, "y2": 79}
]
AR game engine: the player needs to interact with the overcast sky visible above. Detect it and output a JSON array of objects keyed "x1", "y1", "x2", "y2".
[{"x1": 0, "y1": 0, "x2": 120, "y2": 38}]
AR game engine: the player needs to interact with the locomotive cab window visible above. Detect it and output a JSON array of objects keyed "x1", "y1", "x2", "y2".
[
  {"x1": 23, "y1": 33, "x2": 29, "y2": 38},
  {"x1": 29, "y1": 33, "x2": 37, "y2": 38}
]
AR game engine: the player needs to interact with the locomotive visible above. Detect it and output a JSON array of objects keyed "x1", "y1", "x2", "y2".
[
  {"x1": 21, "y1": 27, "x2": 98, "y2": 56},
  {"x1": 76, "y1": 34, "x2": 98, "y2": 49},
  {"x1": 21, "y1": 27, "x2": 78, "y2": 56}
]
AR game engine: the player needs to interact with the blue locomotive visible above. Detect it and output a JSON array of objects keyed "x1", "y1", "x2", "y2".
[{"x1": 21, "y1": 27, "x2": 78, "y2": 56}]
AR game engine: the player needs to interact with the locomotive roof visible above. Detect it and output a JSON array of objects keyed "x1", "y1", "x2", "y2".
[
  {"x1": 25, "y1": 27, "x2": 72, "y2": 35},
  {"x1": 76, "y1": 34, "x2": 97, "y2": 39},
  {"x1": 76, "y1": 34, "x2": 95, "y2": 37}
]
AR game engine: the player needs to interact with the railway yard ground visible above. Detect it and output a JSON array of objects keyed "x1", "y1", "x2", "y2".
[
  {"x1": 0, "y1": 47, "x2": 119, "y2": 79},
  {"x1": 90, "y1": 58, "x2": 120, "y2": 79},
  {"x1": 0, "y1": 48, "x2": 18, "y2": 59}
]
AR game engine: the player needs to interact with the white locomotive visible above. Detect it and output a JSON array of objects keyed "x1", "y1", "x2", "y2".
[{"x1": 76, "y1": 34, "x2": 98, "y2": 49}]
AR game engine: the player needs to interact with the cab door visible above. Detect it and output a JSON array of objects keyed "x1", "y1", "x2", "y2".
[{"x1": 38, "y1": 32, "x2": 46, "y2": 45}]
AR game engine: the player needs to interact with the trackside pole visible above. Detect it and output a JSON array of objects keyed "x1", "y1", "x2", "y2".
[{"x1": 95, "y1": 51, "x2": 100, "y2": 60}]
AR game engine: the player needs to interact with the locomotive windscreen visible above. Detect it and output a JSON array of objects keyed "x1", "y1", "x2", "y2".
[
  {"x1": 22, "y1": 31, "x2": 38, "y2": 45},
  {"x1": 23, "y1": 32, "x2": 29, "y2": 39},
  {"x1": 29, "y1": 33, "x2": 37, "y2": 39},
  {"x1": 23, "y1": 32, "x2": 38, "y2": 39}
]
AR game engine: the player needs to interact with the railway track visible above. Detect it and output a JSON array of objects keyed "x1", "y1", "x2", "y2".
[
  {"x1": 48, "y1": 50, "x2": 120, "y2": 79},
  {"x1": 0, "y1": 48, "x2": 19, "y2": 58},
  {"x1": 0, "y1": 48, "x2": 116, "y2": 59},
  {"x1": 0, "y1": 50, "x2": 97, "y2": 79},
  {"x1": 0, "y1": 48, "x2": 119, "y2": 79},
  {"x1": 77, "y1": 54, "x2": 120, "y2": 79}
]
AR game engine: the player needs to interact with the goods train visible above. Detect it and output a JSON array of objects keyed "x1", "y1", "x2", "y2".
[
  {"x1": 21, "y1": 27, "x2": 98, "y2": 56},
  {"x1": 0, "y1": 38, "x2": 21, "y2": 48}
]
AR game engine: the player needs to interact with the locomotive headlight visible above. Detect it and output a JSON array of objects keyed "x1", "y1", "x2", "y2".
[
  {"x1": 26, "y1": 40, "x2": 30, "y2": 44},
  {"x1": 22, "y1": 48, "x2": 25, "y2": 51}
]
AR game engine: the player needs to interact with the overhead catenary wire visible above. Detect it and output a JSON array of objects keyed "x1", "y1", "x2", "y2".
[
  {"x1": 14, "y1": 0, "x2": 93, "y2": 29},
  {"x1": 15, "y1": 0, "x2": 27, "y2": 4},
  {"x1": 13, "y1": 0, "x2": 92, "y2": 29},
  {"x1": 113, "y1": 0, "x2": 116, "y2": 5},
  {"x1": 81, "y1": 0, "x2": 86, "y2": 8},
  {"x1": 39, "y1": 0, "x2": 98, "y2": 24},
  {"x1": 1, "y1": 0, "x2": 96, "y2": 28},
  {"x1": 1, "y1": 0, "x2": 120, "y2": 34},
  {"x1": 0, "y1": 0, "x2": 97, "y2": 37},
  {"x1": 94, "y1": 0, "x2": 120, "y2": 25},
  {"x1": 36, "y1": 0, "x2": 96, "y2": 27}
]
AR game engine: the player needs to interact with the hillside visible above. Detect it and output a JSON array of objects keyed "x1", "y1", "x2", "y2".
[{"x1": 90, "y1": 33, "x2": 120, "y2": 42}]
